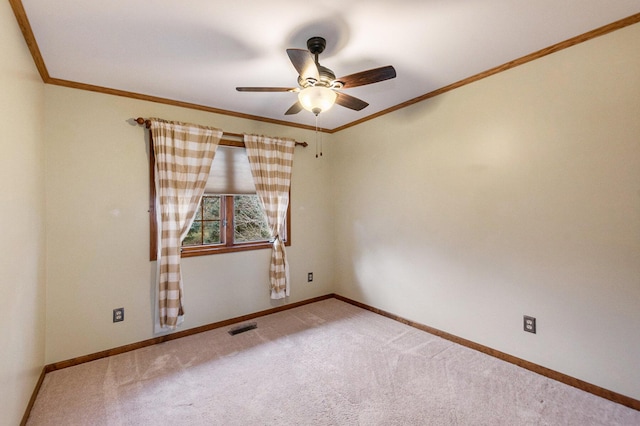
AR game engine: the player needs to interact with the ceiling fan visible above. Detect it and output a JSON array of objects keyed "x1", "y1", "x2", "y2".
[{"x1": 236, "y1": 37, "x2": 396, "y2": 116}]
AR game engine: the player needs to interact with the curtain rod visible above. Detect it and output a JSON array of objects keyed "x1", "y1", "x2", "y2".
[{"x1": 134, "y1": 117, "x2": 307, "y2": 148}]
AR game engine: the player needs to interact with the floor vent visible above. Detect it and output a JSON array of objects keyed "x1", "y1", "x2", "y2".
[{"x1": 228, "y1": 322, "x2": 257, "y2": 336}]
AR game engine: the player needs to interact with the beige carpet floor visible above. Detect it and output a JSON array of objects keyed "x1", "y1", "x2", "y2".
[{"x1": 27, "y1": 298, "x2": 640, "y2": 425}]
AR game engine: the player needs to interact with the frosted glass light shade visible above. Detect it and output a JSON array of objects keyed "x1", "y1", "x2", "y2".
[{"x1": 298, "y1": 86, "x2": 337, "y2": 115}]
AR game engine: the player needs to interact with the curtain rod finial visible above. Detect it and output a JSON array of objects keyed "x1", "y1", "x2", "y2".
[{"x1": 135, "y1": 117, "x2": 151, "y2": 128}]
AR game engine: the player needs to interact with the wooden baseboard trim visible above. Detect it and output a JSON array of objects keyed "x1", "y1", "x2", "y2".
[
  {"x1": 333, "y1": 294, "x2": 640, "y2": 412},
  {"x1": 44, "y1": 294, "x2": 334, "y2": 373},
  {"x1": 20, "y1": 366, "x2": 46, "y2": 426}
]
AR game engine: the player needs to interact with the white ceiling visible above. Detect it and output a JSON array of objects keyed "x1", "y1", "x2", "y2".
[{"x1": 19, "y1": 0, "x2": 640, "y2": 130}]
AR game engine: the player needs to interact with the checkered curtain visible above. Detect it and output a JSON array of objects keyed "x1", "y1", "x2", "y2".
[
  {"x1": 150, "y1": 118, "x2": 222, "y2": 329},
  {"x1": 244, "y1": 134, "x2": 296, "y2": 299}
]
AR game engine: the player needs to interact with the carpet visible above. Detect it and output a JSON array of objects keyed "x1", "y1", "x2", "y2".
[{"x1": 27, "y1": 299, "x2": 640, "y2": 425}]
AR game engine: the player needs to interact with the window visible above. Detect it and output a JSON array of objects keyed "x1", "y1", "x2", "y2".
[
  {"x1": 180, "y1": 194, "x2": 287, "y2": 257},
  {"x1": 183, "y1": 195, "x2": 223, "y2": 246},
  {"x1": 149, "y1": 143, "x2": 290, "y2": 260}
]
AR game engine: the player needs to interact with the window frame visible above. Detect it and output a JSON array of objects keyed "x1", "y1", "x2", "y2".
[{"x1": 149, "y1": 140, "x2": 291, "y2": 261}]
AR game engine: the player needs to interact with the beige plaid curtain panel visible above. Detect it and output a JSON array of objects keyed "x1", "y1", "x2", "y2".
[
  {"x1": 150, "y1": 118, "x2": 222, "y2": 329},
  {"x1": 244, "y1": 134, "x2": 296, "y2": 299}
]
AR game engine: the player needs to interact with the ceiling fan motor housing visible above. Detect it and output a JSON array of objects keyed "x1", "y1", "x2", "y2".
[{"x1": 318, "y1": 66, "x2": 336, "y2": 86}]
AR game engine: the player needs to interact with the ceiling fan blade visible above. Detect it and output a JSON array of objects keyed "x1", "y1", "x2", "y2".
[
  {"x1": 335, "y1": 92, "x2": 369, "y2": 111},
  {"x1": 286, "y1": 49, "x2": 320, "y2": 81},
  {"x1": 284, "y1": 101, "x2": 303, "y2": 115},
  {"x1": 336, "y1": 65, "x2": 396, "y2": 88},
  {"x1": 236, "y1": 87, "x2": 297, "y2": 92}
]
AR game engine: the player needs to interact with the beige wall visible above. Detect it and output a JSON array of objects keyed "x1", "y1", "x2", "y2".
[
  {"x1": 331, "y1": 22, "x2": 640, "y2": 399},
  {"x1": 43, "y1": 86, "x2": 335, "y2": 364},
  {"x1": 0, "y1": 2, "x2": 47, "y2": 424}
]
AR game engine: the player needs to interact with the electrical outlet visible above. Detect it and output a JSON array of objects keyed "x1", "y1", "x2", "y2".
[
  {"x1": 524, "y1": 315, "x2": 536, "y2": 334},
  {"x1": 113, "y1": 308, "x2": 124, "y2": 323},
  {"x1": 307, "y1": 272, "x2": 313, "y2": 282}
]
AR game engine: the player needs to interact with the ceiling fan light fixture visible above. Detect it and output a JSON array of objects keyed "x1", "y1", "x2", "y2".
[
  {"x1": 298, "y1": 86, "x2": 337, "y2": 116},
  {"x1": 237, "y1": 36, "x2": 396, "y2": 117}
]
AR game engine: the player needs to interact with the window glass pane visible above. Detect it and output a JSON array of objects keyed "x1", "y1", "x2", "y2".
[
  {"x1": 183, "y1": 221, "x2": 202, "y2": 246},
  {"x1": 234, "y1": 195, "x2": 271, "y2": 242},
  {"x1": 203, "y1": 221, "x2": 221, "y2": 245},
  {"x1": 183, "y1": 196, "x2": 221, "y2": 247},
  {"x1": 203, "y1": 196, "x2": 220, "y2": 220}
]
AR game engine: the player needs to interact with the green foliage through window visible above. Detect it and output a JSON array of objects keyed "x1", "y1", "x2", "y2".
[
  {"x1": 233, "y1": 195, "x2": 271, "y2": 242},
  {"x1": 183, "y1": 195, "x2": 272, "y2": 248},
  {"x1": 183, "y1": 196, "x2": 221, "y2": 246}
]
